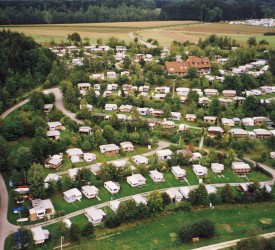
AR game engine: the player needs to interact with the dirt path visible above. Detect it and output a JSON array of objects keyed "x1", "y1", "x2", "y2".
[{"x1": 128, "y1": 32, "x2": 156, "y2": 48}]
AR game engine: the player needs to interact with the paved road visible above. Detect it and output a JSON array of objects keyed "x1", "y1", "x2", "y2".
[
  {"x1": 1, "y1": 99, "x2": 29, "y2": 119},
  {"x1": 0, "y1": 174, "x2": 19, "y2": 250},
  {"x1": 192, "y1": 232, "x2": 275, "y2": 250},
  {"x1": 44, "y1": 88, "x2": 84, "y2": 125}
]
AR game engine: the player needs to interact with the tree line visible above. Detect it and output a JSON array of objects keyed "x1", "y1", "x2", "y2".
[
  {"x1": 0, "y1": 30, "x2": 56, "y2": 112},
  {"x1": 159, "y1": 0, "x2": 272, "y2": 22},
  {"x1": 0, "y1": 0, "x2": 274, "y2": 24},
  {"x1": 0, "y1": 1, "x2": 158, "y2": 24}
]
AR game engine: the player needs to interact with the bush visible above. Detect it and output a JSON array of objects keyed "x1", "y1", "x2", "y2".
[
  {"x1": 161, "y1": 192, "x2": 171, "y2": 206},
  {"x1": 81, "y1": 222, "x2": 94, "y2": 237},
  {"x1": 105, "y1": 214, "x2": 122, "y2": 228},
  {"x1": 69, "y1": 223, "x2": 81, "y2": 241},
  {"x1": 195, "y1": 219, "x2": 215, "y2": 238},
  {"x1": 178, "y1": 219, "x2": 215, "y2": 243},
  {"x1": 179, "y1": 221, "x2": 197, "y2": 242},
  {"x1": 178, "y1": 201, "x2": 192, "y2": 211}
]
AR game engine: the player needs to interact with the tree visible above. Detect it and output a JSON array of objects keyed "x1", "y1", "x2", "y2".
[
  {"x1": 12, "y1": 228, "x2": 35, "y2": 249},
  {"x1": 51, "y1": 222, "x2": 69, "y2": 240},
  {"x1": 123, "y1": 56, "x2": 131, "y2": 69},
  {"x1": 178, "y1": 221, "x2": 195, "y2": 242},
  {"x1": 189, "y1": 184, "x2": 209, "y2": 207},
  {"x1": 117, "y1": 200, "x2": 139, "y2": 221},
  {"x1": 75, "y1": 168, "x2": 92, "y2": 188},
  {"x1": 12, "y1": 147, "x2": 33, "y2": 171},
  {"x1": 148, "y1": 190, "x2": 164, "y2": 212},
  {"x1": 187, "y1": 90, "x2": 199, "y2": 105},
  {"x1": 259, "y1": 39, "x2": 269, "y2": 45},
  {"x1": 103, "y1": 125, "x2": 115, "y2": 143},
  {"x1": 243, "y1": 95, "x2": 259, "y2": 117},
  {"x1": 220, "y1": 184, "x2": 235, "y2": 203},
  {"x1": 105, "y1": 214, "x2": 121, "y2": 228},
  {"x1": 195, "y1": 219, "x2": 215, "y2": 238},
  {"x1": 269, "y1": 55, "x2": 275, "y2": 76},
  {"x1": 69, "y1": 223, "x2": 81, "y2": 242},
  {"x1": 163, "y1": 103, "x2": 171, "y2": 119},
  {"x1": 161, "y1": 192, "x2": 171, "y2": 206},
  {"x1": 186, "y1": 67, "x2": 198, "y2": 79},
  {"x1": 68, "y1": 32, "x2": 81, "y2": 43},
  {"x1": 29, "y1": 91, "x2": 45, "y2": 112},
  {"x1": 27, "y1": 163, "x2": 46, "y2": 199},
  {"x1": 208, "y1": 98, "x2": 222, "y2": 116},
  {"x1": 81, "y1": 222, "x2": 94, "y2": 237},
  {"x1": 0, "y1": 135, "x2": 9, "y2": 171},
  {"x1": 100, "y1": 163, "x2": 130, "y2": 181},
  {"x1": 247, "y1": 37, "x2": 257, "y2": 47}
]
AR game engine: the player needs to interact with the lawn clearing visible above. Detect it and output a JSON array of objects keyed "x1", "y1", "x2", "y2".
[{"x1": 38, "y1": 202, "x2": 275, "y2": 250}]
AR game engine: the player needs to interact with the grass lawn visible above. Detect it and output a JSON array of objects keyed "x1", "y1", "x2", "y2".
[
  {"x1": 19, "y1": 201, "x2": 275, "y2": 250},
  {"x1": 11, "y1": 164, "x2": 271, "y2": 226}
]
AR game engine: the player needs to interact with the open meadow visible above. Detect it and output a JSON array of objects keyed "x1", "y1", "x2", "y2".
[
  {"x1": 2, "y1": 21, "x2": 275, "y2": 47},
  {"x1": 1, "y1": 21, "x2": 198, "y2": 45}
]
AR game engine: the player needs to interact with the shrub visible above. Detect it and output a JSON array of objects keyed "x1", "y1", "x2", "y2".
[
  {"x1": 81, "y1": 222, "x2": 94, "y2": 237},
  {"x1": 178, "y1": 221, "x2": 197, "y2": 242},
  {"x1": 161, "y1": 192, "x2": 171, "y2": 206},
  {"x1": 195, "y1": 219, "x2": 215, "y2": 238},
  {"x1": 178, "y1": 219, "x2": 215, "y2": 243},
  {"x1": 105, "y1": 214, "x2": 122, "y2": 228},
  {"x1": 178, "y1": 201, "x2": 192, "y2": 211},
  {"x1": 69, "y1": 223, "x2": 81, "y2": 241}
]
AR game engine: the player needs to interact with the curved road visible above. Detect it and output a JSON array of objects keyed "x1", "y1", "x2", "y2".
[{"x1": 1, "y1": 88, "x2": 275, "y2": 249}]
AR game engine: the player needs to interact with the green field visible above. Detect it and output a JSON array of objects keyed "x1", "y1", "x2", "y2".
[
  {"x1": 8, "y1": 201, "x2": 275, "y2": 250},
  {"x1": 2, "y1": 21, "x2": 275, "y2": 47}
]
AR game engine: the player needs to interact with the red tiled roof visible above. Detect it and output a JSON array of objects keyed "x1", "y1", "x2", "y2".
[
  {"x1": 187, "y1": 56, "x2": 211, "y2": 69},
  {"x1": 164, "y1": 61, "x2": 190, "y2": 74}
]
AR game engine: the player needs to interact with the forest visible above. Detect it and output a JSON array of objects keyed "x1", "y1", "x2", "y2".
[
  {"x1": 0, "y1": 0, "x2": 274, "y2": 24},
  {"x1": 0, "y1": 30, "x2": 56, "y2": 111},
  {"x1": 159, "y1": 0, "x2": 270, "y2": 22}
]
